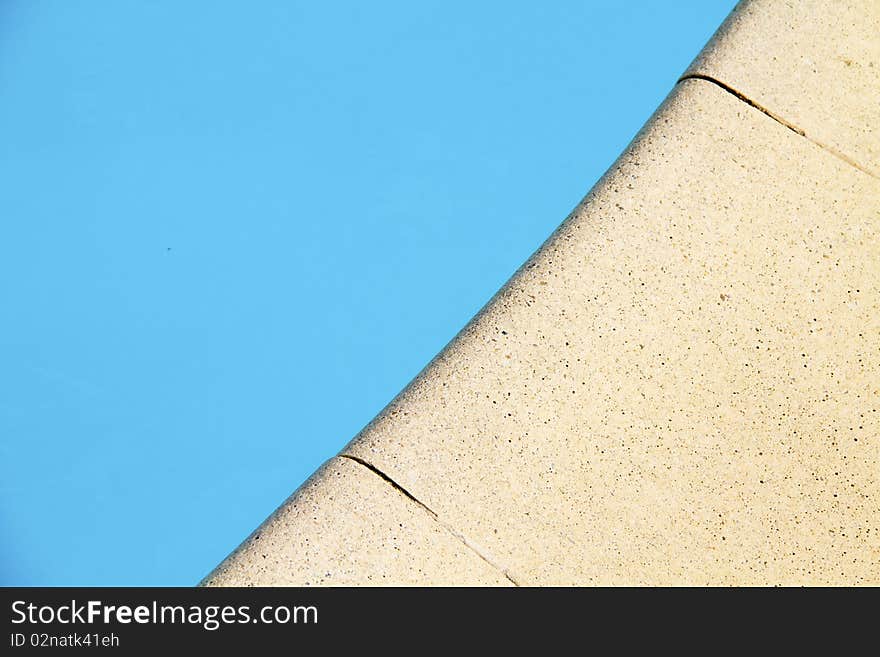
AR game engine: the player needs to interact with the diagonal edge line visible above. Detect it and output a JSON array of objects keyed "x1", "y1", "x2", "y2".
[
  {"x1": 678, "y1": 74, "x2": 878, "y2": 181},
  {"x1": 339, "y1": 454, "x2": 522, "y2": 586}
]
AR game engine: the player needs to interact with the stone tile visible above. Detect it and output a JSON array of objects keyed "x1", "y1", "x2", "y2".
[
  {"x1": 202, "y1": 456, "x2": 513, "y2": 586},
  {"x1": 683, "y1": 0, "x2": 880, "y2": 177},
  {"x1": 342, "y1": 78, "x2": 880, "y2": 585}
]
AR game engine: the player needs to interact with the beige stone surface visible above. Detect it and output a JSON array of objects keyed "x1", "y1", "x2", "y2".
[
  {"x1": 202, "y1": 456, "x2": 512, "y2": 586},
  {"x1": 205, "y1": 2, "x2": 880, "y2": 586},
  {"x1": 683, "y1": 0, "x2": 880, "y2": 178},
  {"x1": 342, "y1": 78, "x2": 880, "y2": 585}
]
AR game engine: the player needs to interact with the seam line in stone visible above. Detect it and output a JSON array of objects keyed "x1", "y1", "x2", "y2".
[
  {"x1": 678, "y1": 73, "x2": 878, "y2": 180},
  {"x1": 339, "y1": 454, "x2": 522, "y2": 586}
]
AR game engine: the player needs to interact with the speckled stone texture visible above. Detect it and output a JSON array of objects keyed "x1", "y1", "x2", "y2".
[
  {"x1": 205, "y1": 1, "x2": 880, "y2": 586},
  {"x1": 201, "y1": 457, "x2": 513, "y2": 586},
  {"x1": 683, "y1": 0, "x2": 879, "y2": 178}
]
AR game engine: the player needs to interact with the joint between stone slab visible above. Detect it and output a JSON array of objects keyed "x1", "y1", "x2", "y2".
[
  {"x1": 339, "y1": 453, "x2": 522, "y2": 586},
  {"x1": 677, "y1": 74, "x2": 878, "y2": 181},
  {"x1": 339, "y1": 453, "x2": 438, "y2": 517}
]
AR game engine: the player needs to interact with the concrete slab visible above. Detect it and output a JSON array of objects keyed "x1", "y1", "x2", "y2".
[
  {"x1": 342, "y1": 78, "x2": 880, "y2": 585},
  {"x1": 202, "y1": 456, "x2": 513, "y2": 585},
  {"x1": 683, "y1": 0, "x2": 880, "y2": 177}
]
